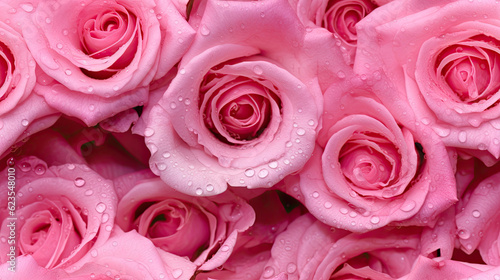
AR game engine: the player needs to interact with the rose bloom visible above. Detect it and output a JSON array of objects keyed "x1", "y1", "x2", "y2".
[
  {"x1": 261, "y1": 214, "x2": 423, "y2": 280},
  {"x1": 0, "y1": 2, "x2": 59, "y2": 157},
  {"x1": 144, "y1": 0, "x2": 331, "y2": 195},
  {"x1": 17, "y1": 0, "x2": 194, "y2": 125},
  {"x1": 116, "y1": 176, "x2": 255, "y2": 270},
  {"x1": 286, "y1": 76, "x2": 457, "y2": 232},
  {"x1": 289, "y1": 0, "x2": 377, "y2": 65},
  {"x1": 354, "y1": 0, "x2": 500, "y2": 163},
  {"x1": 0, "y1": 156, "x2": 116, "y2": 269}
]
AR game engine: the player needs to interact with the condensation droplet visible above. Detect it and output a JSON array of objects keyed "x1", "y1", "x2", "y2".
[
  {"x1": 34, "y1": 165, "x2": 46, "y2": 175},
  {"x1": 258, "y1": 169, "x2": 269, "y2": 178},
  {"x1": 244, "y1": 168, "x2": 255, "y2": 177},
  {"x1": 458, "y1": 131, "x2": 467, "y2": 143},
  {"x1": 339, "y1": 208, "x2": 348, "y2": 214},
  {"x1": 195, "y1": 188, "x2": 203, "y2": 195},
  {"x1": 200, "y1": 24, "x2": 211, "y2": 36},
  {"x1": 286, "y1": 263, "x2": 297, "y2": 273},
  {"x1": 472, "y1": 210, "x2": 481, "y2": 218},
  {"x1": 312, "y1": 191, "x2": 319, "y2": 198},
  {"x1": 65, "y1": 69, "x2": 72, "y2": 76},
  {"x1": 74, "y1": 177, "x2": 86, "y2": 187},
  {"x1": 172, "y1": 269, "x2": 183, "y2": 279},
  {"x1": 296, "y1": 128, "x2": 306, "y2": 136},
  {"x1": 95, "y1": 202, "x2": 106, "y2": 213},
  {"x1": 401, "y1": 200, "x2": 416, "y2": 212},
  {"x1": 370, "y1": 216, "x2": 380, "y2": 224},
  {"x1": 90, "y1": 249, "x2": 98, "y2": 257},
  {"x1": 144, "y1": 128, "x2": 155, "y2": 137},
  {"x1": 458, "y1": 229, "x2": 471, "y2": 240},
  {"x1": 263, "y1": 266, "x2": 275, "y2": 278},
  {"x1": 84, "y1": 190, "x2": 93, "y2": 196},
  {"x1": 206, "y1": 184, "x2": 214, "y2": 192},
  {"x1": 162, "y1": 152, "x2": 171, "y2": 158},
  {"x1": 253, "y1": 65, "x2": 263, "y2": 75},
  {"x1": 324, "y1": 202, "x2": 332, "y2": 209},
  {"x1": 20, "y1": 3, "x2": 34, "y2": 12},
  {"x1": 21, "y1": 119, "x2": 29, "y2": 126}
]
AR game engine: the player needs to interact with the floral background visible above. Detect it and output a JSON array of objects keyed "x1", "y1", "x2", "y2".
[{"x1": 1, "y1": 0, "x2": 500, "y2": 279}]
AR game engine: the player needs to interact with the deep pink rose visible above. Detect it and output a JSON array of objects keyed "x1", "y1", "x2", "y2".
[
  {"x1": 0, "y1": 2, "x2": 59, "y2": 157},
  {"x1": 355, "y1": 0, "x2": 500, "y2": 163},
  {"x1": 145, "y1": 0, "x2": 328, "y2": 195},
  {"x1": 290, "y1": 77, "x2": 457, "y2": 232},
  {"x1": 0, "y1": 156, "x2": 117, "y2": 269},
  {"x1": 19, "y1": 0, "x2": 194, "y2": 125},
  {"x1": 116, "y1": 176, "x2": 255, "y2": 270},
  {"x1": 289, "y1": 0, "x2": 377, "y2": 65},
  {"x1": 262, "y1": 214, "x2": 422, "y2": 280}
]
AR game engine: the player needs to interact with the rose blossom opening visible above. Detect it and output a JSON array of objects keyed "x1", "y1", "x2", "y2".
[{"x1": 79, "y1": 5, "x2": 139, "y2": 79}]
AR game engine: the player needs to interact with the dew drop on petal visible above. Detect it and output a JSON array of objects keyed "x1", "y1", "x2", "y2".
[
  {"x1": 401, "y1": 200, "x2": 416, "y2": 212},
  {"x1": 20, "y1": 3, "x2": 34, "y2": 12},
  {"x1": 74, "y1": 177, "x2": 86, "y2": 187},
  {"x1": 312, "y1": 191, "x2": 319, "y2": 198},
  {"x1": 296, "y1": 128, "x2": 306, "y2": 136},
  {"x1": 458, "y1": 229, "x2": 471, "y2": 239},
  {"x1": 200, "y1": 24, "x2": 211, "y2": 36},
  {"x1": 370, "y1": 216, "x2": 380, "y2": 224},
  {"x1": 65, "y1": 69, "x2": 72, "y2": 76},
  {"x1": 21, "y1": 119, "x2": 29, "y2": 126},
  {"x1": 206, "y1": 184, "x2": 214, "y2": 192},
  {"x1": 220, "y1": 245, "x2": 230, "y2": 252},
  {"x1": 162, "y1": 152, "x2": 171, "y2": 158},
  {"x1": 339, "y1": 208, "x2": 348, "y2": 214},
  {"x1": 253, "y1": 65, "x2": 263, "y2": 75},
  {"x1": 95, "y1": 202, "x2": 106, "y2": 213},
  {"x1": 472, "y1": 210, "x2": 481, "y2": 218},
  {"x1": 268, "y1": 161, "x2": 278, "y2": 169},
  {"x1": 458, "y1": 131, "x2": 467, "y2": 143},
  {"x1": 324, "y1": 202, "x2": 332, "y2": 209},
  {"x1": 244, "y1": 168, "x2": 255, "y2": 177},
  {"x1": 90, "y1": 249, "x2": 98, "y2": 257},
  {"x1": 172, "y1": 269, "x2": 183, "y2": 279},
  {"x1": 195, "y1": 188, "x2": 203, "y2": 195},
  {"x1": 263, "y1": 266, "x2": 275, "y2": 278},
  {"x1": 287, "y1": 263, "x2": 297, "y2": 273},
  {"x1": 258, "y1": 169, "x2": 269, "y2": 178},
  {"x1": 34, "y1": 165, "x2": 46, "y2": 175},
  {"x1": 144, "y1": 128, "x2": 155, "y2": 137}
]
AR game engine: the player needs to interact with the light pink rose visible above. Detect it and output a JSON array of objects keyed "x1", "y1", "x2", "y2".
[
  {"x1": 289, "y1": 0, "x2": 377, "y2": 65},
  {"x1": 19, "y1": 0, "x2": 194, "y2": 125},
  {"x1": 0, "y1": 156, "x2": 117, "y2": 269},
  {"x1": 291, "y1": 77, "x2": 457, "y2": 232},
  {"x1": 63, "y1": 228, "x2": 196, "y2": 280},
  {"x1": 0, "y1": 2, "x2": 59, "y2": 157},
  {"x1": 116, "y1": 177, "x2": 255, "y2": 270},
  {"x1": 455, "y1": 162, "x2": 500, "y2": 265},
  {"x1": 262, "y1": 214, "x2": 423, "y2": 280},
  {"x1": 145, "y1": 0, "x2": 329, "y2": 195},
  {"x1": 354, "y1": 0, "x2": 500, "y2": 163}
]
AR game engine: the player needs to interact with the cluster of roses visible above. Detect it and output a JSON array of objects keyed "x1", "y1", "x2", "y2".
[{"x1": 2, "y1": 0, "x2": 500, "y2": 278}]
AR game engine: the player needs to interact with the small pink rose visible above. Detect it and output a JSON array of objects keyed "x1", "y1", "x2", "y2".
[
  {"x1": 0, "y1": 157, "x2": 117, "y2": 269},
  {"x1": 116, "y1": 177, "x2": 255, "y2": 270}
]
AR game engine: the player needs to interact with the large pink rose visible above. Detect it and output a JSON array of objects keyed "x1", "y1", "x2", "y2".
[
  {"x1": 145, "y1": 0, "x2": 335, "y2": 195},
  {"x1": 262, "y1": 214, "x2": 423, "y2": 280},
  {"x1": 116, "y1": 176, "x2": 255, "y2": 270},
  {"x1": 0, "y1": 156, "x2": 117, "y2": 269},
  {"x1": 0, "y1": 2, "x2": 59, "y2": 157},
  {"x1": 354, "y1": 0, "x2": 500, "y2": 163},
  {"x1": 18, "y1": 0, "x2": 194, "y2": 125},
  {"x1": 289, "y1": 77, "x2": 457, "y2": 232}
]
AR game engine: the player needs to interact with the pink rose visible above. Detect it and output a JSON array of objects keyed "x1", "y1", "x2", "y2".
[
  {"x1": 0, "y1": 156, "x2": 116, "y2": 269},
  {"x1": 289, "y1": 0, "x2": 377, "y2": 65},
  {"x1": 455, "y1": 162, "x2": 500, "y2": 265},
  {"x1": 262, "y1": 214, "x2": 422, "y2": 280},
  {"x1": 63, "y1": 229, "x2": 196, "y2": 280},
  {"x1": 145, "y1": 0, "x2": 326, "y2": 195},
  {"x1": 116, "y1": 176, "x2": 255, "y2": 270},
  {"x1": 290, "y1": 77, "x2": 457, "y2": 232},
  {"x1": 354, "y1": 0, "x2": 500, "y2": 163},
  {"x1": 0, "y1": 2, "x2": 59, "y2": 157},
  {"x1": 19, "y1": 0, "x2": 194, "y2": 125}
]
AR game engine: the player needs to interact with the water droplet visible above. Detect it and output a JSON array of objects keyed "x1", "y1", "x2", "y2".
[
  {"x1": 74, "y1": 177, "x2": 86, "y2": 187},
  {"x1": 172, "y1": 269, "x2": 183, "y2": 279},
  {"x1": 162, "y1": 152, "x2": 171, "y2": 158},
  {"x1": 458, "y1": 131, "x2": 467, "y2": 143},
  {"x1": 90, "y1": 249, "x2": 98, "y2": 257},
  {"x1": 370, "y1": 216, "x2": 380, "y2": 224},
  {"x1": 157, "y1": 163, "x2": 167, "y2": 171},
  {"x1": 401, "y1": 200, "x2": 416, "y2": 212},
  {"x1": 472, "y1": 210, "x2": 481, "y2": 218},
  {"x1": 206, "y1": 184, "x2": 214, "y2": 192},
  {"x1": 195, "y1": 188, "x2": 203, "y2": 195},
  {"x1": 324, "y1": 202, "x2": 332, "y2": 209},
  {"x1": 258, "y1": 169, "x2": 269, "y2": 178},
  {"x1": 433, "y1": 126, "x2": 451, "y2": 137},
  {"x1": 307, "y1": 119, "x2": 315, "y2": 126},
  {"x1": 244, "y1": 168, "x2": 255, "y2": 177},
  {"x1": 220, "y1": 245, "x2": 230, "y2": 252},
  {"x1": 34, "y1": 165, "x2": 46, "y2": 175},
  {"x1": 84, "y1": 190, "x2": 93, "y2": 196},
  {"x1": 21, "y1": 119, "x2": 29, "y2": 126},
  {"x1": 95, "y1": 202, "x2": 106, "y2": 213},
  {"x1": 268, "y1": 161, "x2": 278, "y2": 169},
  {"x1": 87, "y1": 86, "x2": 94, "y2": 93},
  {"x1": 144, "y1": 128, "x2": 155, "y2": 137},
  {"x1": 101, "y1": 213, "x2": 109, "y2": 223},
  {"x1": 67, "y1": 164, "x2": 75, "y2": 170},
  {"x1": 287, "y1": 263, "x2": 297, "y2": 273},
  {"x1": 64, "y1": 69, "x2": 72, "y2": 76},
  {"x1": 421, "y1": 118, "x2": 430, "y2": 125},
  {"x1": 184, "y1": 99, "x2": 191, "y2": 105},
  {"x1": 179, "y1": 68, "x2": 186, "y2": 75},
  {"x1": 458, "y1": 229, "x2": 471, "y2": 239},
  {"x1": 339, "y1": 208, "x2": 348, "y2": 214},
  {"x1": 253, "y1": 65, "x2": 263, "y2": 75},
  {"x1": 296, "y1": 128, "x2": 306, "y2": 136},
  {"x1": 312, "y1": 191, "x2": 319, "y2": 198},
  {"x1": 170, "y1": 102, "x2": 177, "y2": 109},
  {"x1": 112, "y1": 241, "x2": 118, "y2": 247},
  {"x1": 263, "y1": 266, "x2": 275, "y2": 278},
  {"x1": 20, "y1": 3, "x2": 34, "y2": 12},
  {"x1": 200, "y1": 25, "x2": 211, "y2": 36},
  {"x1": 112, "y1": 85, "x2": 120, "y2": 91},
  {"x1": 19, "y1": 162, "x2": 31, "y2": 172},
  {"x1": 337, "y1": 71, "x2": 346, "y2": 78}
]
